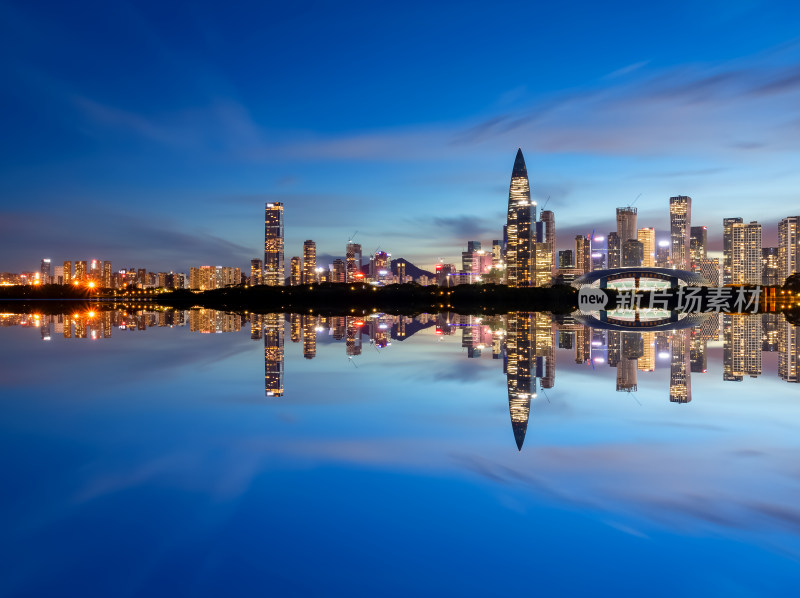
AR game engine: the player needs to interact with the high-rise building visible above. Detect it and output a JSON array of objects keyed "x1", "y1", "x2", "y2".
[
  {"x1": 690, "y1": 226, "x2": 707, "y2": 271},
  {"x1": 462, "y1": 241, "x2": 481, "y2": 274},
  {"x1": 264, "y1": 202, "x2": 285, "y2": 286},
  {"x1": 669, "y1": 195, "x2": 691, "y2": 269},
  {"x1": 540, "y1": 210, "x2": 556, "y2": 272},
  {"x1": 303, "y1": 240, "x2": 317, "y2": 284},
  {"x1": 189, "y1": 266, "x2": 216, "y2": 291},
  {"x1": 89, "y1": 260, "x2": 101, "y2": 282},
  {"x1": 397, "y1": 260, "x2": 406, "y2": 283},
  {"x1": 607, "y1": 232, "x2": 620, "y2": 269},
  {"x1": 40, "y1": 259, "x2": 51, "y2": 284},
  {"x1": 506, "y1": 149, "x2": 534, "y2": 287},
  {"x1": 370, "y1": 251, "x2": 390, "y2": 283},
  {"x1": 622, "y1": 239, "x2": 644, "y2": 267},
  {"x1": 638, "y1": 228, "x2": 656, "y2": 268},
  {"x1": 345, "y1": 242, "x2": 362, "y2": 282},
  {"x1": 557, "y1": 250, "x2": 574, "y2": 269},
  {"x1": 616, "y1": 207, "x2": 638, "y2": 244},
  {"x1": 102, "y1": 261, "x2": 112, "y2": 288},
  {"x1": 331, "y1": 259, "x2": 346, "y2": 283},
  {"x1": 575, "y1": 235, "x2": 591, "y2": 274},
  {"x1": 778, "y1": 216, "x2": 800, "y2": 285},
  {"x1": 290, "y1": 256, "x2": 302, "y2": 286},
  {"x1": 723, "y1": 217, "x2": 743, "y2": 284},
  {"x1": 264, "y1": 313, "x2": 284, "y2": 397},
  {"x1": 731, "y1": 221, "x2": 762, "y2": 285},
  {"x1": 533, "y1": 243, "x2": 552, "y2": 287},
  {"x1": 63, "y1": 261, "x2": 72, "y2": 285},
  {"x1": 762, "y1": 247, "x2": 780, "y2": 286},
  {"x1": 74, "y1": 261, "x2": 87, "y2": 283},
  {"x1": 250, "y1": 259, "x2": 263, "y2": 285},
  {"x1": 53, "y1": 265, "x2": 64, "y2": 285}
]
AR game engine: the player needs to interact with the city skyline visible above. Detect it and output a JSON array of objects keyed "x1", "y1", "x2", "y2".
[{"x1": 2, "y1": 2, "x2": 800, "y2": 272}]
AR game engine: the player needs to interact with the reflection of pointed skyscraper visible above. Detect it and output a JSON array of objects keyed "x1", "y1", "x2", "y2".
[
  {"x1": 506, "y1": 312, "x2": 534, "y2": 451},
  {"x1": 669, "y1": 330, "x2": 691, "y2": 403},
  {"x1": 265, "y1": 313, "x2": 285, "y2": 397},
  {"x1": 506, "y1": 149, "x2": 534, "y2": 287}
]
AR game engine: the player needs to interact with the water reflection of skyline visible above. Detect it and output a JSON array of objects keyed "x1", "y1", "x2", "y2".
[{"x1": 4, "y1": 308, "x2": 799, "y2": 452}]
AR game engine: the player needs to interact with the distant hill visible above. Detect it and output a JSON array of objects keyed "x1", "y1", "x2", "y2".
[{"x1": 359, "y1": 258, "x2": 434, "y2": 280}]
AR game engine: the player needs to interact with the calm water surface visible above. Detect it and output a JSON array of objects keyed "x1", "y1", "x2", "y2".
[{"x1": 1, "y1": 309, "x2": 799, "y2": 597}]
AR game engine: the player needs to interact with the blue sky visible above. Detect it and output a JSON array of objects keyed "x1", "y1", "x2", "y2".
[{"x1": 1, "y1": 0, "x2": 799, "y2": 272}]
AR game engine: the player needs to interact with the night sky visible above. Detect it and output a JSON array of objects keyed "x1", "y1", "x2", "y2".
[{"x1": 1, "y1": 0, "x2": 799, "y2": 272}]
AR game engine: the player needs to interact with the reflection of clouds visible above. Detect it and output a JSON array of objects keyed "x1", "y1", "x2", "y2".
[{"x1": 67, "y1": 432, "x2": 800, "y2": 559}]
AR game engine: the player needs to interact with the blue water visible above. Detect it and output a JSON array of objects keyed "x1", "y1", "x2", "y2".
[{"x1": 1, "y1": 310, "x2": 799, "y2": 597}]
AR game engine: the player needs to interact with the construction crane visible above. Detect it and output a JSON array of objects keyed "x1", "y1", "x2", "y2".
[
  {"x1": 540, "y1": 195, "x2": 551, "y2": 210},
  {"x1": 630, "y1": 193, "x2": 642, "y2": 207},
  {"x1": 347, "y1": 230, "x2": 358, "y2": 244}
]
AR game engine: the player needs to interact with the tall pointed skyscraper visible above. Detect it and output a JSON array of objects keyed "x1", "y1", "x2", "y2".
[{"x1": 506, "y1": 149, "x2": 534, "y2": 287}]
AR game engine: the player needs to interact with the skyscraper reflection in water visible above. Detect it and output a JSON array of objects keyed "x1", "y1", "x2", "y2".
[
  {"x1": 503, "y1": 312, "x2": 555, "y2": 451},
  {"x1": 669, "y1": 329, "x2": 691, "y2": 403},
  {"x1": 616, "y1": 332, "x2": 642, "y2": 392},
  {"x1": 264, "y1": 313, "x2": 284, "y2": 397}
]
